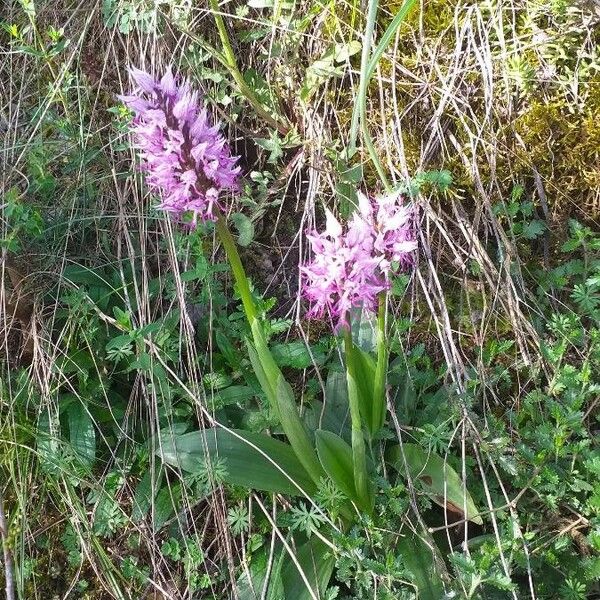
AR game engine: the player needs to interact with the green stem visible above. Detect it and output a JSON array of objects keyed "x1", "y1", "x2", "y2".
[
  {"x1": 348, "y1": 0, "x2": 379, "y2": 156},
  {"x1": 372, "y1": 291, "x2": 388, "y2": 433},
  {"x1": 349, "y1": 0, "x2": 417, "y2": 190},
  {"x1": 344, "y1": 327, "x2": 371, "y2": 512},
  {"x1": 208, "y1": 0, "x2": 289, "y2": 135},
  {"x1": 215, "y1": 212, "x2": 324, "y2": 485},
  {"x1": 215, "y1": 213, "x2": 258, "y2": 325}
]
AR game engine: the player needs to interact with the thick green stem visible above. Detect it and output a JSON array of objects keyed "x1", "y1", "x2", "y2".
[
  {"x1": 215, "y1": 213, "x2": 324, "y2": 485},
  {"x1": 208, "y1": 0, "x2": 289, "y2": 135},
  {"x1": 215, "y1": 214, "x2": 258, "y2": 325},
  {"x1": 371, "y1": 292, "x2": 388, "y2": 433},
  {"x1": 344, "y1": 328, "x2": 371, "y2": 512}
]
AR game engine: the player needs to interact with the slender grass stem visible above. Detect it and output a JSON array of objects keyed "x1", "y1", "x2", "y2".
[
  {"x1": 365, "y1": 0, "x2": 417, "y2": 82},
  {"x1": 349, "y1": 0, "x2": 417, "y2": 190},
  {"x1": 0, "y1": 494, "x2": 15, "y2": 600},
  {"x1": 207, "y1": 0, "x2": 289, "y2": 135},
  {"x1": 349, "y1": 0, "x2": 379, "y2": 156}
]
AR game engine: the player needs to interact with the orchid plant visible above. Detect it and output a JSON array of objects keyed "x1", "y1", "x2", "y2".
[{"x1": 121, "y1": 66, "x2": 479, "y2": 598}]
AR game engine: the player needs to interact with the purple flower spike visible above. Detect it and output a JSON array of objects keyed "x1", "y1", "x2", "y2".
[
  {"x1": 120, "y1": 66, "x2": 240, "y2": 225},
  {"x1": 302, "y1": 191, "x2": 417, "y2": 328},
  {"x1": 301, "y1": 209, "x2": 387, "y2": 330}
]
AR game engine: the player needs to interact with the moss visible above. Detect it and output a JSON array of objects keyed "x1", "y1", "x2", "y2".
[{"x1": 514, "y1": 95, "x2": 600, "y2": 218}]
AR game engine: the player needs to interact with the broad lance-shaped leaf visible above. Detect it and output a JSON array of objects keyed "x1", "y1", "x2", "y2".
[
  {"x1": 276, "y1": 375, "x2": 325, "y2": 485},
  {"x1": 315, "y1": 430, "x2": 372, "y2": 512},
  {"x1": 158, "y1": 427, "x2": 316, "y2": 497},
  {"x1": 397, "y1": 533, "x2": 445, "y2": 599},
  {"x1": 387, "y1": 443, "x2": 483, "y2": 524},
  {"x1": 304, "y1": 371, "x2": 351, "y2": 443},
  {"x1": 236, "y1": 536, "x2": 334, "y2": 600},
  {"x1": 353, "y1": 344, "x2": 377, "y2": 433},
  {"x1": 343, "y1": 331, "x2": 373, "y2": 514},
  {"x1": 315, "y1": 430, "x2": 356, "y2": 503},
  {"x1": 67, "y1": 402, "x2": 96, "y2": 467},
  {"x1": 281, "y1": 536, "x2": 335, "y2": 600}
]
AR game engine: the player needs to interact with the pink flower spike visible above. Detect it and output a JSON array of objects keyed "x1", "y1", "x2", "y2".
[
  {"x1": 302, "y1": 207, "x2": 386, "y2": 329},
  {"x1": 301, "y1": 191, "x2": 418, "y2": 328},
  {"x1": 121, "y1": 66, "x2": 240, "y2": 225}
]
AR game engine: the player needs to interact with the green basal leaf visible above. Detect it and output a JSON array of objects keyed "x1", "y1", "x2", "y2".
[
  {"x1": 236, "y1": 542, "x2": 285, "y2": 600},
  {"x1": 281, "y1": 536, "x2": 335, "y2": 600},
  {"x1": 353, "y1": 345, "x2": 377, "y2": 433},
  {"x1": 248, "y1": 323, "x2": 323, "y2": 485},
  {"x1": 304, "y1": 370, "x2": 351, "y2": 443},
  {"x1": 131, "y1": 468, "x2": 162, "y2": 523},
  {"x1": 397, "y1": 533, "x2": 446, "y2": 599},
  {"x1": 67, "y1": 402, "x2": 96, "y2": 468},
  {"x1": 276, "y1": 375, "x2": 325, "y2": 485},
  {"x1": 153, "y1": 483, "x2": 181, "y2": 531},
  {"x1": 315, "y1": 430, "x2": 371, "y2": 512},
  {"x1": 387, "y1": 443, "x2": 483, "y2": 524},
  {"x1": 158, "y1": 427, "x2": 316, "y2": 497},
  {"x1": 236, "y1": 536, "x2": 333, "y2": 600}
]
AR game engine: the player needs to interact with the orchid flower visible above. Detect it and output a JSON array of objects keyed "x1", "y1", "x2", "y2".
[
  {"x1": 119, "y1": 66, "x2": 240, "y2": 225},
  {"x1": 302, "y1": 192, "x2": 417, "y2": 327}
]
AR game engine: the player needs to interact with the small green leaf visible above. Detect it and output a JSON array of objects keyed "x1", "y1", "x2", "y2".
[
  {"x1": 113, "y1": 306, "x2": 132, "y2": 330},
  {"x1": 415, "y1": 169, "x2": 453, "y2": 191},
  {"x1": 231, "y1": 212, "x2": 255, "y2": 247},
  {"x1": 254, "y1": 132, "x2": 284, "y2": 163},
  {"x1": 333, "y1": 40, "x2": 362, "y2": 62},
  {"x1": 521, "y1": 219, "x2": 546, "y2": 240}
]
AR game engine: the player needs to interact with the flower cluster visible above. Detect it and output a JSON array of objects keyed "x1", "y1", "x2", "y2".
[
  {"x1": 119, "y1": 67, "x2": 240, "y2": 225},
  {"x1": 301, "y1": 191, "x2": 417, "y2": 328}
]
